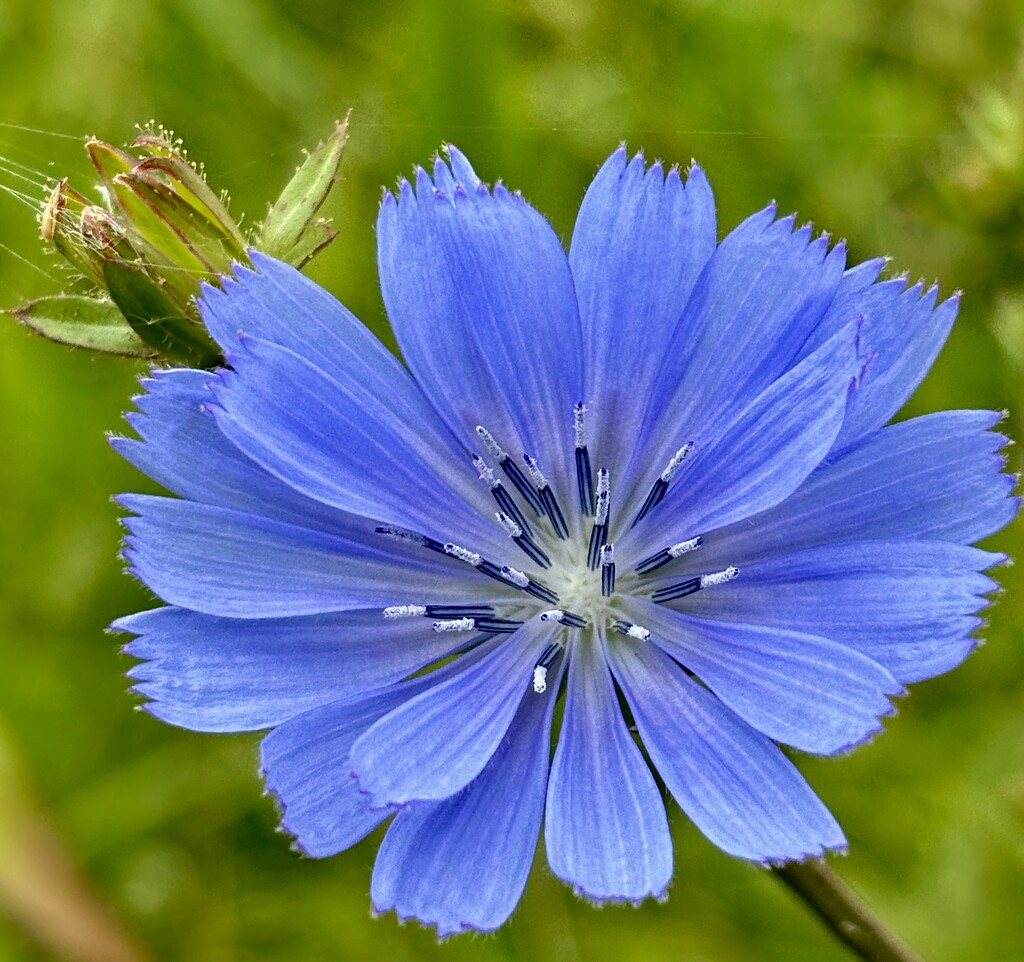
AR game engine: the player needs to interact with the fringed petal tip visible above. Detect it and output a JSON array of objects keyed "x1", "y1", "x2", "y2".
[
  {"x1": 765, "y1": 843, "x2": 850, "y2": 870},
  {"x1": 760, "y1": 839, "x2": 849, "y2": 867},
  {"x1": 565, "y1": 882, "x2": 670, "y2": 909}
]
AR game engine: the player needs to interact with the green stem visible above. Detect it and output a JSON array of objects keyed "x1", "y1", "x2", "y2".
[{"x1": 773, "y1": 859, "x2": 925, "y2": 962}]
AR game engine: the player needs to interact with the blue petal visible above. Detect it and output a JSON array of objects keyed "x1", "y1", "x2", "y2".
[
  {"x1": 697, "y1": 410, "x2": 1017, "y2": 570},
  {"x1": 633, "y1": 208, "x2": 846, "y2": 494},
  {"x1": 260, "y1": 644, "x2": 494, "y2": 857},
  {"x1": 443, "y1": 144, "x2": 482, "y2": 188},
  {"x1": 209, "y1": 336, "x2": 503, "y2": 554},
  {"x1": 544, "y1": 633, "x2": 672, "y2": 901},
  {"x1": 200, "y1": 253, "x2": 474, "y2": 487},
  {"x1": 115, "y1": 606, "x2": 477, "y2": 732},
  {"x1": 833, "y1": 256, "x2": 887, "y2": 293},
  {"x1": 350, "y1": 622, "x2": 554, "y2": 806},
  {"x1": 260, "y1": 695, "x2": 402, "y2": 857},
  {"x1": 622, "y1": 319, "x2": 863, "y2": 556},
  {"x1": 678, "y1": 540, "x2": 1001, "y2": 683},
  {"x1": 113, "y1": 368, "x2": 372, "y2": 537},
  {"x1": 378, "y1": 162, "x2": 583, "y2": 498},
  {"x1": 369, "y1": 660, "x2": 562, "y2": 935},
  {"x1": 120, "y1": 494, "x2": 513, "y2": 618},
  {"x1": 799, "y1": 275, "x2": 959, "y2": 457},
  {"x1": 630, "y1": 602, "x2": 901, "y2": 755},
  {"x1": 607, "y1": 639, "x2": 845, "y2": 862},
  {"x1": 568, "y1": 148, "x2": 715, "y2": 480}
]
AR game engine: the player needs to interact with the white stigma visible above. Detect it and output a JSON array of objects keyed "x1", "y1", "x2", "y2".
[
  {"x1": 383, "y1": 605, "x2": 427, "y2": 619},
  {"x1": 701, "y1": 565, "x2": 740, "y2": 589},
  {"x1": 573, "y1": 402, "x2": 587, "y2": 448},
  {"x1": 595, "y1": 468, "x2": 610, "y2": 524},
  {"x1": 433, "y1": 617, "x2": 476, "y2": 633},
  {"x1": 523, "y1": 454, "x2": 549, "y2": 488},
  {"x1": 668, "y1": 536, "x2": 703, "y2": 558},
  {"x1": 444, "y1": 542, "x2": 482, "y2": 567},
  {"x1": 496, "y1": 512, "x2": 522, "y2": 538},
  {"x1": 376, "y1": 526, "x2": 426, "y2": 546},
  {"x1": 625, "y1": 624, "x2": 651, "y2": 642},
  {"x1": 660, "y1": 442, "x2": 694, "y2": 483},
  {"x1": 472, "y1": 454, "x2": 498, "y2": 488},
  {"x1": 501, "y1": 565, "x2": 530, "y2": 588},
  {"x1": 475, "y1": 425, "x2": 507, "y2": 461},
  {"x1": 533, "y1": 665, "x2": 548, "y2": 694},
  {"x1": 540, "y1": 609, "x2": 566, "y2": 623},
  {"x1": 600, "y1": 543, "x2": 616, "y2": 566}
]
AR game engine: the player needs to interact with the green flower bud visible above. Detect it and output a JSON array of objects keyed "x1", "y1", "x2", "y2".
[{"x1": 11, "y1": 119, "x2": 349, "y2": 365}]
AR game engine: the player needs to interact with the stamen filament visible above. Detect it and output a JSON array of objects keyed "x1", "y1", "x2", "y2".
[
  {"x1": 518, "y1": 534, "x2": 552, "y2": 568},
  {"x1": 375, "y1": 525, "x2": 445, "y2": 554},
  {"x1": 600, "y1": 543, "x2": 616, "y2": 597},
  {"x1": 474, "y1": 454, "x2": 534, "y2": 536},
  {"x1": 612, "y1": 620, "x2": 651, "y2": 642},
  {"x1": 496, "y1": 511, "x2": 552, "y2": 566},
  {"x1": 540, "y1": 486, "x2": 569, "y2": 539},
  {"x1": 631, "y1": 442, "x2": 694, "y2": 528},
  {"x1": 525, "y1": 453, "x2": 569, "y2": 539},
  {"x1": 636, "y1": 536, "x2": 704, "y2": 575},
  {"x1": 475, "y1": 617, "x2": 525, "y2": 634},
  {"x1": 575, "y1": 446, "x2": 595, "y2": 516},
  {"x1": 574, "y1": 402, "x2": 595, "y2": 516},
  {"x1": 539, "y1": 609, "x2": 587, "y2": 628},
  {"x1": 652, "y1": 565, "x2": 739, "y2": 603},
  {"x1": 532, "y1": 641, "x2": 564, "y2": 693},
  {"x1": 425, "y1": 604, "x2": 496, "y2": 618},
  {"x1": 588, "y1": 468, "x2": 611, "y2": 568},
  {"x1": 524, "y1": 579, "x2": 559, "y2": 604},
  {"x1": 476, "y1": 426, "x2": 543, "y2": 515}
]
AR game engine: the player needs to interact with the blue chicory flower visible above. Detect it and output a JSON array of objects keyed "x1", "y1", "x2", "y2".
[{"x1": 112, "y1": 145, "x2": 1017, "y2": 935}]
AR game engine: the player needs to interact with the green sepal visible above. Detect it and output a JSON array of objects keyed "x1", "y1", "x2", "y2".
[
  {"x1": 105, "y1": 177, "x2": 216, "y2": 302},
  {"x1": 258, "y1": 115, "x2": 348, "y2": 265},
  {"x1": 132, "y1": 153, "x2": 248, "y2": 251},
  {"x1": 102, "y1": 262, "x2": 221, "y2": 368},
  {"x1": 276, "y1": 220, "x2": 337, "y2": 269},
  {"x1": 86, "y1": 139, "x2": 134, "y2": 190},
  {"x1": 7, "y1": 294, "x2": 156, "y2": 357},
  {"x1": 117, "y1": 169, "x2": 250, "y2": 276}
]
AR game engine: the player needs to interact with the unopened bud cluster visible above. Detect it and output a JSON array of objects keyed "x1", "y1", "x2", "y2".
[{"x1": 10, "y1": 116, "x2": 349, "y2": 366}]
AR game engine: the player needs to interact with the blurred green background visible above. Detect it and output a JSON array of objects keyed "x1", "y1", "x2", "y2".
[{"x1": 1, "y1": 0, "x2": 1023, "y2": 959}]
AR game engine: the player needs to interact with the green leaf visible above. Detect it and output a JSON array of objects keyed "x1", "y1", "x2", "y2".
[
  {"x1": 258, "y1": 115, "x2": 348, "y2": 264},
  {"x1": 102, "y1": 262, "x2": 222, "y2": 368},
  {"x1": 7, "y1": 295, "x2": 156, "y2": 357}
]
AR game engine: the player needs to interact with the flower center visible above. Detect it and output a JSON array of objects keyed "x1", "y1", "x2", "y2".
[{"x1": 377, "y1": 402, "x2": 741, "y2": 696}]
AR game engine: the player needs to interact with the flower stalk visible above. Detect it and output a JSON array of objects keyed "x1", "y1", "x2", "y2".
[{"x1": 773, "y1": 859, "x2": 925, "y2": 962}]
